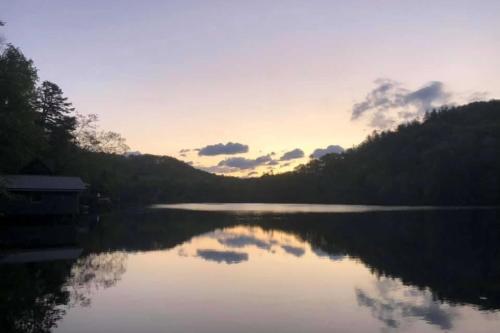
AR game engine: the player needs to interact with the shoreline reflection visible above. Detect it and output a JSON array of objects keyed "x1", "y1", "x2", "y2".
[{"x1": 1, "y1": 207, "x2": 499, "y2": 333}]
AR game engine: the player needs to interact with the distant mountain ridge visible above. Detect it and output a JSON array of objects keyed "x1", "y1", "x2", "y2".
[
  {"x1": 245, "y1": 100, "x2": 500, "y2": 205},
  {"x1": 68, "y1": 100, "x2": 500, "y2": 205},
  {"x1": 3, "y1": 99, "x2": 499, "y2": 205},
  {"x1": 2, "y1": 42, "x2": 497, "y2": 205}
]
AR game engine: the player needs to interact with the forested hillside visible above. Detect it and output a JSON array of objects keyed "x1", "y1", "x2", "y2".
[
  {"x1": 1, "y1": 38, "x2": 499, "y2": 205},
  {"x1": 254, "y1": 101, "x2": 500, "y2": 205}
]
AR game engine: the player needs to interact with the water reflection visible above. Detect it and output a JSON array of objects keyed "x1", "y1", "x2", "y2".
[
  {"x1": 196, "y1": 249, "x2": 249, "y2": 264},
  {"x1": 0, "y1": 207, "x2": 499, "y2": 333},
  {"x1": 65, "y1": 252, "x2": 127, "y2": 306},
  {"x1": 356, "y1": 278, "x2": 459, "y2": 331},
  {"x1": 154, "y1": 202, "x2": 493, "y2": 213},
  {"x1": 216, "y1": 232, "x2": 275, "y2": 250},
  {"x1": 178, "y1": 226, "x2": 316, "y2": 264}
]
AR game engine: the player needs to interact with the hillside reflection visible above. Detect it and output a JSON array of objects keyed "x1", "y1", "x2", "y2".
[
  {"x1": 0, "y1": 208, "x2": 499, "y2": 332},
  {"x1": 356, "y1": 278, "x2": 459, "y2": 330}
]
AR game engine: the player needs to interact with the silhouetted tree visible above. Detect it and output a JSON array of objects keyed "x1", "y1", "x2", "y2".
[
  {"x1": 1, "y1": 30, "x2": 499, "y2": 205},
  {"x1": 37, "y1": 81, "x2": 76, "y2": 142},
  {"x1": 74, "y1": 113, "x2": 129, "y2": 154},
  {"x1": 36, "y1": 81, "x2": 77, "y2": 171},
  {"x1": 0, "y1": 45, "x2": 45, "y2": 172}
]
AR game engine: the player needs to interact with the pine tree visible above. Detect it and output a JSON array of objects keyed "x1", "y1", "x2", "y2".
[
  {"x1": 37, "y1": 81, "x2": 76, "y2": 141},
  {"x1": 0, "y1": 45, "x2": 45, "y2": 172},
  {"x1": 36, "y1": 81, "x2": 77, "y2": 171}
]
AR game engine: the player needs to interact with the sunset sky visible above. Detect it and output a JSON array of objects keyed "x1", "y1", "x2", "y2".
[{"x1": 2, "y1": 1, "x2": 499, "y2": 176}]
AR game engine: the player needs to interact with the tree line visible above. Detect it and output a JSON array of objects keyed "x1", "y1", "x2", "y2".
[
  {"x1": 2, "y1": 208, "x2": 500, "y2": 332},
  {"x1": 0, "y1": 44, "x2": 130, "y2": 174},
  {"x1": 248, "y1": 101, "x2": 500, "y2": 205},
  {"x1": 1, "y1": 22, "x2": 499, "y2": 205}
]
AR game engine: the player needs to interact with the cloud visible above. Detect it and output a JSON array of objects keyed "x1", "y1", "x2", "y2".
[
  {"x1": 356, "y1": 286, "x2": 457, "y2": 330},
  {"x1": 351, "y1": 79, "x2": 450, "y2": 129},
  {"x1": 279, "y1": 148, "x2": 304, "y2": 161},
  {"x1": 196, "y1": 249, "x2": 248, "y2": 264},
  {"x1": 198, "y1": 165, "x2": 236, "y2": 174},
  {"x1": 404, "y1": 81, "x2": 449, "y2": 111},
  {"x1": 370, "y1": 111, "x2": 396, "y2": 129},
  {"x1": 355, "y1": 277, "x2": 459, "y2": 331},
  {"x1": 218, "y1": 154, "x2": 274, "y2": 170},
  {"x1": 312, "y1": 248, "x2": 345, "y2": 261},
  {"x1": 199, "y1": 152, "x2": 281, "y2": 174},
  {"x1": 179, "y1": 149, "x2": 191, "y2": 157},
  {"x1": 218, "y1": 235, "x2": 273, "y2": 250},
  {"x1": 125, "y1": 151, "x2": 142, "y2": 157},
  {"x1": 310, "y1": 145, "x2": 344, "y2": 159},
  {"x1": 467, "y1": 91, "x2": 489, "y2": 102},
  {"x1": 198, "y1": 142, "x2": 249, "y2": 156},
  {"x1": 281, "y1": 245, "x2": 305, "y2": 257}
]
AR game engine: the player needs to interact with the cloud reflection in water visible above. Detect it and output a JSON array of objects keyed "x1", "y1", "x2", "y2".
[
  {"x1": 196, "y1": 249, "x2": 248, "y2": 264},
  {"x1": 177, "y1": 226, "x2": 345, "y2": 265},
  {"x1": 356, "y1": 278, "x2": 459, "y2": 331}
]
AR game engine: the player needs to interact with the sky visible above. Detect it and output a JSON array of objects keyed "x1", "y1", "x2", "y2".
[{"x1": 1, "y1": 0, "x2": 499, "y2": 176}]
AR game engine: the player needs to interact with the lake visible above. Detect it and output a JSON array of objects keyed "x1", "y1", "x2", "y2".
[{"x1": 1, "y1": 204, "x2": 500, "y2": 333}]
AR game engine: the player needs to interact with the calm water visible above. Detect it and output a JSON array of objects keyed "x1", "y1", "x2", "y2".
[
  {"x1": 1, "y1": 204, "x2": 500, "y2": 333},
  {"x1": 152, "y1": 203, "x2": 489, "y2": 213}
]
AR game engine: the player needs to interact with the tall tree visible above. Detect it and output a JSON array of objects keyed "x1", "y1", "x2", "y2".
[
  {"x1": 37, "y1": 81, "x2": 76, "y2": 139},
  {"x1": 36, "y1": 81, "x2": 77, "y2": 170},
  {"x1": 0, "y1": 45, "x2": 44, "y2": 172}
]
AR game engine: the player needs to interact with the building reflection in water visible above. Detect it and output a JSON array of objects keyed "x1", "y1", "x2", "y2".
[{"x1": 1, "y1": 208, "x2": 500, "y2": 333}]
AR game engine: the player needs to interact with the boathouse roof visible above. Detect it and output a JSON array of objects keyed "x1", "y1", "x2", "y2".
[{"x1": 1, "y1": 175, "x2": 86, "y2": 192}]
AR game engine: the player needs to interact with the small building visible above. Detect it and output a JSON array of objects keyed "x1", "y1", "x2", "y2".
[{"x1": 0, "y1": 175, "x2": 87, "y2": 216}]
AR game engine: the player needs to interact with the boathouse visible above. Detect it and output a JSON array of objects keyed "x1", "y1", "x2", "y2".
[{"x1": 0, "y1": 175, "x2": 86, "y2": 216}]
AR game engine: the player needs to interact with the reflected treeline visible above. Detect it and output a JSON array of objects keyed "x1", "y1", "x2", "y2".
[
  {"x1": 0, "y1": 210, "x2": 236, "y2": 332},
  {"x1": 65, "y1": 251, "x2": 127, "y2": 307},
  {"x1": 255, "y1": 210, "x2": 500, "y2": 310},
  {"x1": 0, "y1": 260, "x2": 73, "y2": 332},
  {"x1": 1, "y1": 209, "x2": 500, "y2": 331},
  {"x1": 0, "y1": 251, "x2": 127, "y2": 332}
]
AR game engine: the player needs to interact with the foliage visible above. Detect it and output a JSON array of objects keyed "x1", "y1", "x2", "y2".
[
  {"x1": 75, "y1": 113, "x2": 129, "y2": 154},
  {"x1": 1, "y1": 28, "x2": 499, "y2": 205},
  {"x1": 36, "y1": 81, "x2": 77, "y2": 171},
  {"x1": 0, "y1": 31, "x2": 130, "y2": 175},
  {"x1": 37, "y1": 81, "x2": 76, "y2": 142},
  {"x1": 288, "y1": 102, "x2": 500, "y2": 205},
  {"x1": 0, "y1": 45, "x2": 44, "y2": 173}
]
